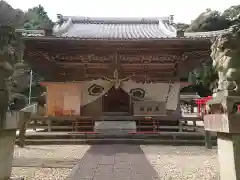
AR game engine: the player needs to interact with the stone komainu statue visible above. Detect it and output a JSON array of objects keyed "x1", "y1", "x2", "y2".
[
  {"x1": 0, "y1": 25, "x2": 15, "y2": 128},
  {"x1": 0, "y1": 61, "x2": 13, "y2": 128},
  {"x1": 211, "y1": 25, "x2": 240, "y2": 95}
]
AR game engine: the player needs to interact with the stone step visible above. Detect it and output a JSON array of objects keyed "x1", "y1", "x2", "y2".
[
  {"x1": 17, "y1": 131, "x2": 217, "y2": 140},
  {"x1": 94, "y1": 121, "x2": 136, "y2": 133},
  {"x1": 15, "y1": 138, "x2": 217, "y2": 146}
]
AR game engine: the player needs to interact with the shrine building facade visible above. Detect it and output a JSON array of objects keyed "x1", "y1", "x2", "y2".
[{"x1": 21, "y1": 15, "x2": 226, "y2": 121}]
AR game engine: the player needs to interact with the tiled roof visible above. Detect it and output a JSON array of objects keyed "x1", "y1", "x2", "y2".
[
  {"x1": 52, "y1": 16, "x2": 177, "y2": 39},
  {"x1": 18, "y1": 16, "x2": 231, "y2": 40}
]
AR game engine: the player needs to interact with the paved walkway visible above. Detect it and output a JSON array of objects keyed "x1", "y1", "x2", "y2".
[
  {"x1": 12, "y1": 145, "x2": 219, "y2": 179},
  {"x1": 66, "y1": 145, "x2": 159, "y2": 180}
]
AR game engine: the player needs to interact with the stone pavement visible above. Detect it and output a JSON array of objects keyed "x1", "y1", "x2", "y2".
[{"x1": 66, "y1": 145, "x2": 159, "y2": 180}]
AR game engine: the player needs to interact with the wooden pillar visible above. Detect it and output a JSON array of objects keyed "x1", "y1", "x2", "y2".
[
  {"x1": 179, "y1": 120, "x2": 183, "y2": 132},
  {"x1": 47, "y1": 119, "x2": 52, "y2": 132},
  {"x1": 197, "y1": 101, "x2": 201, "y2": 115},
  {"x1": 18, "y1": 112, "x2": 31, "y2": 148}
]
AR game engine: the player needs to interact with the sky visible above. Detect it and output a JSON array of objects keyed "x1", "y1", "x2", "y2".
[{"x1": 5, "y1": 0, "x2": 240, "y2": 23}]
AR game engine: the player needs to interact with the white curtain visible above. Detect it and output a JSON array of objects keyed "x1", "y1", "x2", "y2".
[
  {"x1": 64, "y1": 93, "x2": 80, "y2": 114},
  {"x1": 122, "y1": 80, "x2": 169, "y2": 101},
  {"x1": 81, "y1": 79, "x2": 112, "y2": 106},
  {"x1": 121, "y1": 80, "x2": 180, "y2": 110},
  {"x1": 166, "y1": 83, "x2": 180, "y2": 110},
  {"x1": 79, "y1": 79, "x2": 181, "y2": 110}
]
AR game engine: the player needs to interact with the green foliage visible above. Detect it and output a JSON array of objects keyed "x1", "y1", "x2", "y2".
[
  {"x1": 23, "y1": 5, "x2": 53, "y2": 30},
  {"x1": 0, "y1": 1, "x2": 22, "y2": 64},
  {"x1": 186, "y1": 5, "x2": 240, "y2": 96},
  {"x1": 187, "y1": 9, "x2": 231, "y2": 32},
  {"x1": 0, "y1": 1, "x2": 53, "y2": 108},
  {"x1": 0, "y1": 1, "x2": 53, "y2": 30},
  {"x1": 0, "y1": 1, "x2": 53, "y2": 63},
  {"x1": 0, "y1": 25, "x2": 19, "y2": 68},
  {"x1": 222, "y1": 5, "x2": 240, "y2": 21},
  {"x1": 187, "y1": 63, "x2": 218, "y2": 96},
  {"x1": 174, "y1": 23, "x2": 190, "y2": 31},
  {"x1": 0, "y1": 1, "x2": 25, "y2": 27},
  {"x1": 187, "y1": 5, "x2": 240, "y2": 32}
]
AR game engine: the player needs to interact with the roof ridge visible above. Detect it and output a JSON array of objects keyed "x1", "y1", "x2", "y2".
[
  {"x1": 57, "y1": 15, "x2": 172, "y2": 24},
  {"x1": 51, "y1": 14, "x2": 178, "y2": 39}
]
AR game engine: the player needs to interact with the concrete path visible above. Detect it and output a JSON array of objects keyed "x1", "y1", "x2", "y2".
[{"x1": 66, "y1": 145, "x2": 159, "y2": 180}]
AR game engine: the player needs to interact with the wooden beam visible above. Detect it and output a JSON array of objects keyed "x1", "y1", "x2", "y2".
[
  {"x1": 24, "y1": 38, "x2": 211, "y2": 49},
  {"x1": 120, "y1": 70, "x2": 175, "y2": 75},
  {"x1": 56, "y1": 62, "x2": 175, "y2": 68},
  {"x1": 52, "y1": 76, "x2": 179, "y2": 82},
  {"x1": 56, "y1": 62, "x2": 113, "y2": 68},
  {"x1": 121, "y1": 63, "x2": 175, "y2": 68},
  {"x1": 24, "y1": 38, "x2": 211, "y2": 50},
  {"x1": 132, "y1": 76, "x2": 180, "y2": 82},
  {"x1": 27, "y1": 47, "x2": 210, "y2": 56}
]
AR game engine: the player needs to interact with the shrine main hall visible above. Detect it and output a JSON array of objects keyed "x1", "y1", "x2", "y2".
[{"x1": 20, "y1": 15, "x2": 226, "y2": 132}]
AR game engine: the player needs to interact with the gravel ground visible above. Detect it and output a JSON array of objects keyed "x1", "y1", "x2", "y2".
[
  {"x1": 11, "y1": 168, "x2": 70, "y2": 180},
  {"x1": 11, "y1": 145, "x2": 90, "y2": 180},
  {"x1": 141, "y1": 145, "x2": 219, "y2": 180},
  {"x1": 11, "y1": 145, "x2": 219, "y2": 180}
]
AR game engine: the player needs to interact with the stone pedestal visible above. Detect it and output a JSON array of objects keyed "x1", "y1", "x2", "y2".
[
  {"x1": 0, "y1": 130, "x2": 16, "y2": 180},
  {"x1": 204, "y1": 94, "x2": 240, "y2": 180},
  {"x1": 0, "y1": 111, "x2": 27, "y2": 180},
  {"x1": 217, "y1": 133, "x2": 240, "y2": 180}
]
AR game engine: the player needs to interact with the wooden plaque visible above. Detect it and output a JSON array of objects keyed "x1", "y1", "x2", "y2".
[{"x1": 133, "y1": 101, "x2": 166, "y2": 116}]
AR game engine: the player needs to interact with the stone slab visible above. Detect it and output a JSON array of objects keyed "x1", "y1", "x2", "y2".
[{"x1": 94, "y1": 121, "x2": 136, "y2": 133}]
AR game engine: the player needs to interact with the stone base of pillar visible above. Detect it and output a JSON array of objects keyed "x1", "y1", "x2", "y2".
[
  {"x1": 218, "y1": 132, "x2": 240, "y2": 180},
  {"x1": 0, "y1": 130, "x2": 16, "y2": 180}
]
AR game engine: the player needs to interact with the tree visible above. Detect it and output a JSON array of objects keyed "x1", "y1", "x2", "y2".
[
  {"x1": 187, "y1": 9, "x2": 231, "y2": 32},
  {"x1": 185, "y1": 6, "x2": 240, "y2": 96},
  {"x1": 23, "y1": 5, "x2": 53, "y2": 30},
  {"x1": 0, "y1": 1, "x2": 52, "y2": 109},
  {"x1": 222, "y1": 5, "x2": 240, "y2": 21},
  {"x1": 0, "y1": 1, "x2": 25, "y2": 27},
  {"x1": 223, "y1": 5, "x2": 240, "y2": 28},
  {"x1": 187, "y1": 64, "x2": 218, "y2": 97},
  {"x1": 174, "y1": 23, "x2": 190, "y2": 31}
]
